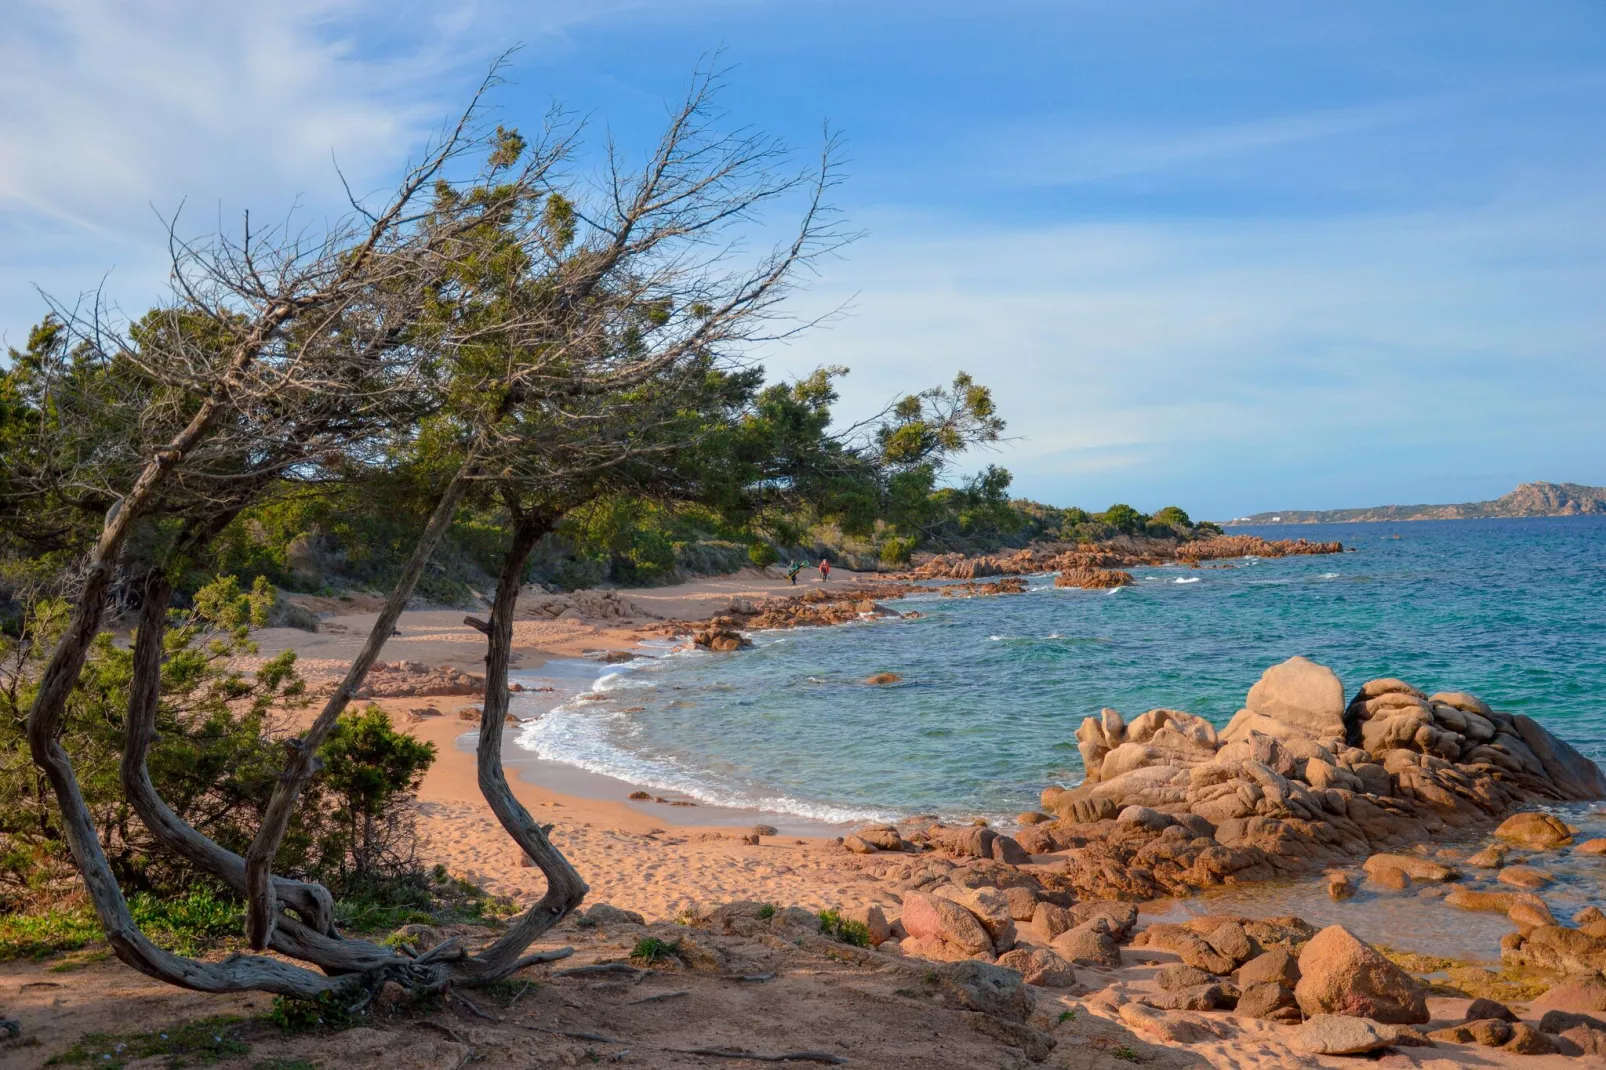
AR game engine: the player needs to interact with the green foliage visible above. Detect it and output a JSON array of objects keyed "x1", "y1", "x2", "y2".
[
  {"x1": 1058, "y1": 1009, "x2": 1077, "y2": 1023},
  {"x1": 1100, "y1": 503, "x2": 1146, "y2": 534},
  {"x1": 878, "y1": 535, "x2": 915, "y2": 566},
  {"x1": 746, "y1": 541, "x2": 778, "y2": 568},
  {"x1": 268, "y1": 990, "x2": 358, "y2": 1034},
  {"x1": 756, "y1": 903, "x2": 776, "y2": 920},
  {"x1": 1, "y1": 888, "x2": 241, "y2": 962},
  {"x1": 630, "y1": 936, "x2": 681, "y2": 965},
  {"x1": 46, "y1": 1016, "x2": 248, "y2": 1068},
  {"x1": 818, "y1": 908, "x2": 872, "y2": 947},
  {"x1": 316, "y1": 707, "x2": 436, "y2": 884},
  {"x1": 1111, "y1": 1046, "x2": 1140, "y2": 1062},
  {"x1": 1151, "y1": 505, "x2": 1191, "y2": 528}
]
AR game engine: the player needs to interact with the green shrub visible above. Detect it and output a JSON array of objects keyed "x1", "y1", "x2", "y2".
[
  {"x1": 268, "y1": 990, "x2": 358, "y2": 1034},
  {"x1": 818, "y1": 908, "x2": 872, "y2": 947},
  {"x1": 1, "y1": 888, "x2": 241, "y2": 962},
  {"x1": 756, "y1": 903, "x2": 776, "y2": 920},
  {"x1": 747, "y1": 541, "x2": 778, "y2": 568},
  {"x1": 630, "y1": 936, "x2": 681, "y2": 965},
  {"x1": 878, "y1": 535, "x2": 915, "y2": 566}
]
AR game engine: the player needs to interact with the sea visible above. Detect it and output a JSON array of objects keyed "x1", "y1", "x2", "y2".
[{"x1": 510, "y1": 516, "x2": 1606, "y2": 828}]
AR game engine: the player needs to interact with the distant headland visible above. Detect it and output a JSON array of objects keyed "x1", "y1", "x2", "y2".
[{"x1": 1227, "y1": 480, "x2": 1606, "y2": 525}]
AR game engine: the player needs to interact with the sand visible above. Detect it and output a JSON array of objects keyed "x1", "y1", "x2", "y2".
[
  {"x1": 3, "y1": 567, "x2": 1591, "y2": 1067},
  {"x1": 250, "y1": 566, "x2": 902, "y2": 924}
]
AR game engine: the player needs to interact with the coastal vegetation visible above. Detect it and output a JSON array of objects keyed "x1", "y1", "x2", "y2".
[{"x1": 0, "y1": 66, "x2": 1014, "y2": 1000}]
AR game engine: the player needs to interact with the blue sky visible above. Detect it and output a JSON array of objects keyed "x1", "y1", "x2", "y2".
[{"x1": 3, "y1": 1, "x2": 1603, "y2": 519}]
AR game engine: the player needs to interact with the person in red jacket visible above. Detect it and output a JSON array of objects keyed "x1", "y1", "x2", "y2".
[{"x1": 819, "y1": 558, "x2": 831, "y2": 582}]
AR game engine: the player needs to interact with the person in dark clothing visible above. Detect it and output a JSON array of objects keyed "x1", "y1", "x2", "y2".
[{"x1": 786, "y1": 562, "x2": 804, "y2": 585}]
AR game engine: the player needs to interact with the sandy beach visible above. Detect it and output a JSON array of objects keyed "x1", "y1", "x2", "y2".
[{"x1": 253, "y1": 566, "x2": 905, "y2": 923}]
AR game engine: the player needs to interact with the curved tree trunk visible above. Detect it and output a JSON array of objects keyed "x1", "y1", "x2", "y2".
[
  {"x1": 117, "y1": 572, "x2": 446, "y2": 985},
  {"x1": 454, "y1": 509, "x2": 588, "y2": 981},
  {"x1": 243, "y1": 459, "x2": 479, "y2": 949}
]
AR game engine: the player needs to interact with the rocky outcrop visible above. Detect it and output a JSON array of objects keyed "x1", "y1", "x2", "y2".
[
  {"x1": 349, "y1": 661, "x2": 484, "y2": 699},
  {"x1": 1053, "y1": 568, "x2": 1134, "y2": 589},
  {"x1": 1036, "y1": 657, "x2": 1603, "y2": 898},
  {"x1": 1174, "y1": 535, "x2": 1343, "y2": 563},
  {"x1": 909, "y1": 537, "x2": 1342, "y2": 581}
]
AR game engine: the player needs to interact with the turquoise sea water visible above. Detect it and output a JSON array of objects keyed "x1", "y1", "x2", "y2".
[{"x1": 513, "y1": 517, "x2": 1606, "y2": 826}]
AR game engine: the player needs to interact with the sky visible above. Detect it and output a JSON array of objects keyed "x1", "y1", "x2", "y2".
[{"x1": 3, "y1": 1, "x2": 1604, "y2": 520}]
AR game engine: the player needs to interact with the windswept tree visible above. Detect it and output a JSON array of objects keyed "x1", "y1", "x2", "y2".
[{"x1": 11, "y1": 63, "x2": 861, "y2": 999}]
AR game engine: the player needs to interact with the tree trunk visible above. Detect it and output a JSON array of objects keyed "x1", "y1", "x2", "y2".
[
  {"x1": 243, "y1": 457, "x2": 479, "y2": 949},
  {"x1": 454, "y1": 510, "x2": 588, "y2": 981},
  {"x1": 117, "y1": 572, "x2": 438, "y2": 982}
]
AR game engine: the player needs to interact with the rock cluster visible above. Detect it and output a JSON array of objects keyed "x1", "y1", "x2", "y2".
[
  {"x1": 690, "y1": 617, "x2": 753, "y2": 652},
  {"x1": 908, "y1": 536, "x2": 1342, "y2": 582},
  {"x1": 718, "y1": 584, "x2": 912, "y2": 632},
  {"x1": 350, "y1": 661, "x2": 484, "y2": 699},
  {"x1": 1053, "y1": 568, "x2": 1134, "y2": 589},
  {"x1": 521, "y1": 588, "x2": 658, "y2": 621},
  {"x1": 1035, "y1": 656, "x2": 1603, "y2": 898},
  {"x1": 1173, "y1": 534, "x2": 1343, "y2": 562}
]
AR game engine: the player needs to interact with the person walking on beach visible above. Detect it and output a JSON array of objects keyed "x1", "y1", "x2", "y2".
[
  {"x1": 786, "y1": 562, "x2": 804, "y2": 585},
  {"x1": 819, "y1": 558, "x2": 831, "y2": 582}
]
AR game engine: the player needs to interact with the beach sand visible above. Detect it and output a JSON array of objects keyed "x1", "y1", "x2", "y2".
[{"x1": 254, "y1": 566, "x2": 903, "y2": 923}]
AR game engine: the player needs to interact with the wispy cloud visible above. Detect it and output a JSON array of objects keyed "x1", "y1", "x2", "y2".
[{"x1": 765, "y1": 197, "x2": 1606, "y2": 513}]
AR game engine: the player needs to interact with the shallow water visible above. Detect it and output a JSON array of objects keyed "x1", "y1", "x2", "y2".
[{"x1": 513, "y1": 516, "x2": 1606, "y2": 826}]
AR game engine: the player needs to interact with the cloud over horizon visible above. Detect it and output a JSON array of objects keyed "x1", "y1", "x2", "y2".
[{"x1": 3, "y1": 0, "x2": 1602, "y2": 519}]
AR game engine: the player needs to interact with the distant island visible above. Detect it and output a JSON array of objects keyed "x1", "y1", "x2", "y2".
[{"x1": 1226, "y1": 480, "x2": 1606, "y2": 525}]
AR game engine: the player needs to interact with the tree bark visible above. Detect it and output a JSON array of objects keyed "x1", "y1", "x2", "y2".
[
  {"x1": 243, "y1": 457, "x2": 478, "y2": 949},
  {"x1": 453, "y1": 509, "x2": 588, "y2": 981},
  {"x1": 117, "y1": 572, "x2": 441, "y2": 982}
]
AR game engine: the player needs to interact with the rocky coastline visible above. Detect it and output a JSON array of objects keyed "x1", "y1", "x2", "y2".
[{"x1": 802, "y1": 656, "x2": 1606, "y2": 1059}]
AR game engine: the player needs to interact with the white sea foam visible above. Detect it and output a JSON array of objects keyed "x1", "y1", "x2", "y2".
[
  {"x1": 1321, "y1": 572, "x2": 1339, "y2": 579},
  {"x1": 1174, "y1": 577, "x2": 1201, "y2": 584},
  {"x1": 513, "y1": 700, "x2": 895, "y2": 826}
]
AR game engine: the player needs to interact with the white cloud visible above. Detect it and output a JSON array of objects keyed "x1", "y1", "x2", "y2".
[
  {"x1": 762, "y1": 199, "x2": 1606, "y2": 514},
  {"x1": 0, "y1": 0, "x2": 633, "y2": 341}
]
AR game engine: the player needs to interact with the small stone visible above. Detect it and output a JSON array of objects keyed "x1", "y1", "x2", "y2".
[
  {"x1": 1293, "y1": 1014, "x2": 1400, "y2": 1055},
  {"x1": 375, "y1": 980, "x2": 409, "y2": 1008},
  {"x1": 1156, "y1": 964, "x2": 1215, "y2": 991},
  {"x1": 628, "y1": 790, "x2": 651, "y2": 800},
  {"x1": 1430, "y1": 1019, "x2": 1513, "y2": 1046},
  {"x1": 1577, "y1": 838, "x2": 1606, "y2": 856},
  {"x1": 1504, "y1": 1021, "x2": 1559, "y2": 1054},
  {"x1": 1466, "y1": 844, "x2": 1509, "y2": 868},
  {"x1": 1203, "y1": 921, "x2": 1258, "y2": 967},
  {"x1": 752, "y1": 824, "x2": 778, "y2": 837},
  {"x1": 1494, "y1": 811, "x2": 1573, "y2": 850},
  {"x1": 842, "y1": 833, "x2": 877, "y2": 854},
  {"x1": 1328, "y1": 872, "x2": 1356, "y2": 900},
  {"x1": 1237, "y1": 981, "x2": 1301, "y2": 1022},
  {"x1": 865, "y1": 672, "x2": 902, "y2": 685},
  {"x1": 1498, "y1": 864, "x2": 1553, "y2": 890},
  {"x1": 1237, "y1": 947, "x2": 1300, "y2": 989},
  {"x1": 1465, "y1": 997, "x2": 1518, "y2": 1023},
  {"x1": 1050, "y1": 927, "x2": 1121, "y2": 968}
]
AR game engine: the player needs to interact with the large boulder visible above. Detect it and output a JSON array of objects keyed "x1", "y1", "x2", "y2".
[
  {"x1": 1229, "y1": 656, "x2": 1346, "y2": 744},
  {"x1": 1294, "y1": 925, "x2": 1429, "y2": 1024},
  {"x1": 994, "y1": 947, "x2": 1076, "y2": 988},
  {"x1": 900, "y1": 892, "x2": 994, "y2": 958},
  {"x1": 1495, "y1": 811, "x2": 1573, "y2": 850}
]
